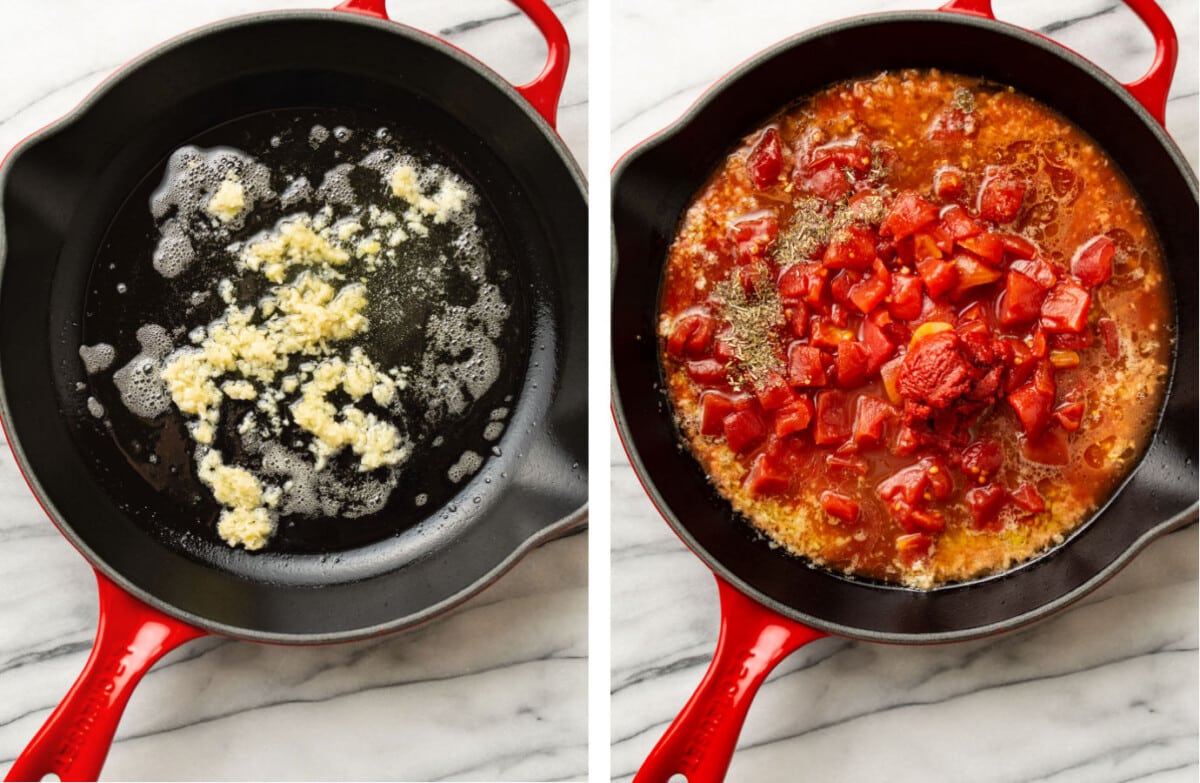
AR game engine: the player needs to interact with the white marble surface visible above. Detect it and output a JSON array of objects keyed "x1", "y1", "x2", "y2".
[
  {"x1": 611, "y1": 1, "x2": 1198, "y2": 781},
  {"x1": 0, "y1": 1, "x2": 587, "y2": 781}
]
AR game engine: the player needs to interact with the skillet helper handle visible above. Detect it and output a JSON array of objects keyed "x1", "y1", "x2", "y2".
[
  {"x1": 333, "y1": 0, "x2": 570, "y2": 129},
  {"x1": 634, "y1": 576, "x2": 827, "y2": 783},
  {"x1": 939, "y1": 0, "x2": 1177, "y2": 126},
  {"x1": 5, "y1": 572, "x2": 205, "y2": 782}
]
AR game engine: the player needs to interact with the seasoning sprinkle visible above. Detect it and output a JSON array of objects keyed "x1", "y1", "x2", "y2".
[{"x1": 712, "y1": 263, "x2": 785, "y2": 388}]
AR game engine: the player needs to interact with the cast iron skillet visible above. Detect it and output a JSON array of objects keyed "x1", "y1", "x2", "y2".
[
  {"x1": 612, "y1": 1, "x2": 1196, "y2": 780},
  {"x1": 0, "y1": 0, "x2": 586, "y2": 779}
]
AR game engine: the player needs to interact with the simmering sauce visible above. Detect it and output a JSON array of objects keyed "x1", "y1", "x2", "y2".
[{"x1": 658, "y1": 70, "x2": 1171, "y2": 588}]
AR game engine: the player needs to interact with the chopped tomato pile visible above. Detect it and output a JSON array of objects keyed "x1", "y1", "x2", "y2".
[{"x1": 665, "y1": 133, "x2": 1120, "y2": 563}]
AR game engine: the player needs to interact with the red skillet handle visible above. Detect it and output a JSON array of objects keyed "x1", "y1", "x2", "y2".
[
  {"x1": 939, "y1": 0, "x2": 1177, "y2": 126},
  {"x1": 334, "y1": 0, "x2": 570, "y2": 129},
  {"x1": 633, "y1": 576, "x2": 827, "y2": 783},
  {"x1": 5, "y1": 572, "x2": 205, "y2": 782}
]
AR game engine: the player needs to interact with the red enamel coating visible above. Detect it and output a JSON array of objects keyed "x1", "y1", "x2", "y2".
[
  {"x1": 940, "y1": 0, "x2": 1177, "y2": 126},
  {"x1": 633, "y1": 577, "x2": 827, "y2": 783},
  {"x1": 335, "y1": 0, "x2": 570, "y2": 129},
  {"x1": 4, "y1": 572, "x2": 205, "y2": 782}
]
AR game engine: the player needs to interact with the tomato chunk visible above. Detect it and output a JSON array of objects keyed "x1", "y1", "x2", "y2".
[
  {"x1": 746, "y1": 128, "x2": 784, "y2": 191},
  {"x1": 998, "y1": 233, "x2": 1037, "y2": 260},
  {"x1": 687, "y1": 359, "x2": 728, "y2": 385},
  {"x1": 998, "y1": 270, "x2": 1046, "y2": 328},
  {"x1": 940, "y1": 205, "x2": 982, "y2": 240},
  {"x1": 953, "y1": 253, "x2": 1002, "y2": 295},
  {"x1": 853, "y1": 395, "x2": 893, "y2": 448},
  {"x1": 1053, "y1": 400, "x2": 1085, "y2": 431},
  {"x1": 888, "y1": 274, "x2": 924, "y2": 320},
  {"x1": 1009, "y1": 257, "x2": 1057, "y2": 289},
  {"x1": 824, "y1": 225, "x2": 878, "y2": 270},
  {"x1": 978, "y1": 168, "x2": 1026, "y2": 223},
  {"x1": 861, "y1": 318, "x2": 896, "y2": 375},
  {"x1": 774, "y1": 396, "x2": 815, "y2": 438},
  {"x1": 744, "y1": 452, "x2": 791, "y2": 496},
  {"x1": 961, "y1": 438, "x2": 1003, "y2": 481},
  {"x1": 934, "y1": 167, "x2": 966, "y2": 200},
  {"x1": 957, "y1": 232, "x2": 1005, "y2": 265},
  {"x1": 730, "y1": 214, "x2": 779, "y2": 264},
  {"x1": 755, "y1": 371, "x2": 795, "y2": 411},
  {"x1": 966, "y1": 483, "x2": 1007, "y2": 527},
  {"x1": 813, "y1": 390, "x2": 851, "y2": 445},
  {"x1": 699, "y1": 391, "x2": 738, "y2": 435},
  {"x1": 1021, "y1": 426, "x2": 1070, "y2": 466},
  {"x1": 797, "y1": 162, "x2": 853, "y2": 202},
  {"x1": 667, "y1": 313, "x2": 716, "y2": 357},
  {"x1": 881, "y1": 190, "x2": 939, "y2": 240},
  {"x1": 1039, "y1": 282, "x2": 1091, "y2": 333},
  {"x1": 1098, "y1": 317, "x2": 1120, "y2": 358},
  {"x1": 819, "y1": 490, "x2": 860, "y2": 522},
  {"x1": 1071, "y1": 234, "x2": 1115, "y2": 288},
  {"x1": 835, "y1": 341, "x2": 869, "y2": 389},
  {"x1": 917, "y1": 256, "x2": 958, "y2": 299},
  {"x1": 1007, "y1": 379, "x2": 1054, "y2": 436},
  {"x1": 723, "y1": 409, "x2": 767, "y2": 453},
  {"x1": 1010, "y1": 482, "x2": 1045, "y2": 513},
  {"x1": 849, "y1": 272, "x2": 889, "y2": 314},
  {"x1": 788, "y1": 344, "x2": 828, "y2": 387}
]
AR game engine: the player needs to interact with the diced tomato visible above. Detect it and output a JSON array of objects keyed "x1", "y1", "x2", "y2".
[
  {"x1": 1071, "y1": 234, "x2": 1115, "y2": 288},
  {"x1": 940, "y1": 205, "x2": 982, "y2": 240},
  {"x1": 1007, "y1": 379, "x2": 1054, "y2": 436},
  {"x1": 797, "y1": 162, "x2": 853, "y2": 202},
  {"x1": 888, "y1": 274, "x2": 924, "y2": 320},
  {"x1": 778, "y1": 264, "x2": 808, "y2": 300},
  {"x1": 877, "y1": 462, "x2": 928, "y2": 506},
  {"x1": 953, "y1": 253, "x2": 1002, "y2": 295},
  {"x1": 1039, "y1": 282, "x2": 1091, "y2": 333},
  {"x1": 1048, "y1": 348, "x2": 1081, "y2": 369},
  {"x1": 824, "y1": 225, "x2": 878, "y2": 270},
  {"x1": 1099, "y1": 317, "x2": 1120, "y2": 358},
  {"x1": 891, "y1": 423, "x2": 920, "y2": 456},
  {"x1": 744, "y1": 452, "x2": 791, "y2": 496},
  {"x1": 1053, "y1": 400, "x2": 1085, "y2": 431},
  {"x1": 897, "y1": 533, "x2": 931, "y2": 562},
  {"x1": 879, "y1": 356, "x2": 904, "y2": 404},
  {"x1": 808, "y1": 136, "x2": 873, "y2": 173},
  {"x1": 1009, "y1": 257, "x2": 1057, "y2": 289},
  {"x1": 998, "y1": 233, "x2": 1037, "y2": 260},
  {"x1": 929, "y1": 105, "x2": 978, "y2": 141},
  {"x1": 978, "y1": 168, "x2": 1026, "y2": 223},
  {"x1": 966, "y1": 483, "x2": 1007, "y2": 527},
  {"x1": 830, "y1": 269, "x2": 858, "y2": 307},
  {"x1": 913, "y1": 226, "x2": 952, "y2": 260},
  {"x1": 773, "y1": 396, "x2": 815, "y2": 438},
  {"x1": 755, "y1": 371, "x2": 795, "y2": 411},
  {"x1": 819, "y1": 490, "x2": 860, "y2": 522},
  {"x1": 849, "y1": 273, "x2": 889, "y2": 314},
  {"x1": 925, "y1": 457, "x2": 954, "y2": 499},
  {"x1": 957, "y1": 232, "x2": 1005, "y2": 265},
  {"x1": 713, "y1": 338, "x2": 738, "y2": 363},
  {"x1": 686, "y1": 359, "x2": 728, "y2": 385},
  {"x1": 813, "y1": 390, "x2": 851, "y2": 445},
  {"x1": 730, "y1": 214, "x2": 779, "y2": 264},
  {"x1": 667, "y1": 313, "x2": 716, "y2": 357},
  {"x1": 906, "y1": 508, "x2": 946, "y2": 534},
  {"x1": 746, "y1": 128, "x2": 784, "y2": 191},
  {"x1": 789, "y1": 304, "x2": 810, "y2": 338},
  {"x1": 861, "y1": 318, "x2": 896, "y2": 375},
  {"x1": 917, "y1": 256, "x2": 958, "y2": 299},
  {"x1": 1029, "y1": 327, "x2": 1048, "y2": 359},
  {"x1": 853, "y1": 395, "x2": 892, "y2": 448},
  {"x1": 810, "y1": 321, "x2": 855, "y2": 349},
  {"x1": 1010, "y1": 482, "x2": 1045, "y2": 513},
  {"x1": 881, "y1": 190, "x2": 940, "y2": 240},
  {"x1": 723, "y1": 409, "x2": 767, "y2": 453},
  {"x1": 961, "y1": 438, "x2": 1003, "y2": 481},
  {"x1": 997, "y1": 270, "x2": 1046, "y2": 328},
  {"x1": 1021, "y1": 426, "x2": 1070, "y2": 466},
  {"x1": 787, "y1": 344, "x2": 827, "y2": 387},
  {"x1": 934, "y1": 167, "x2": 966, "y2": 200},
  {"x1": 895, "y1": 532, "x2": 934, "y2": 564},
  {"x1": 828, "y1": 448, "x2": 869, "y2": 476},
  {"x1": 699, "y1": 391, "x2": 739, "y2": 436},
  {"x1": 835, "y1": 341, "x2": 870, "y2": 389}
]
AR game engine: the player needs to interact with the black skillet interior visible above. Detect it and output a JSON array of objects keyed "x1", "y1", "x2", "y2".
[
  {"x1": 612, "y1": 11, "x2": 1197, "y2": 643},
  {"x1": 0, "y1": 11, "x2": 587, "y2": 640}
]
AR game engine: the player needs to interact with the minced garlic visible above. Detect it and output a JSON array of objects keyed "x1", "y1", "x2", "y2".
[
  {"x1": 207, "y1": 175, "x2": 246, "y2": 223},
  {"x1": 198, "y1": 449, "x2": 278, "y2": 551},
  {"x1": 240, "y1": 216, "x2": 351, "y2": 283}
]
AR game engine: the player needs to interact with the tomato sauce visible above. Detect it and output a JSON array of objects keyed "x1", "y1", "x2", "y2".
[{"x1": 658, "y1": 70, "x2": 1171, "y2": 588}]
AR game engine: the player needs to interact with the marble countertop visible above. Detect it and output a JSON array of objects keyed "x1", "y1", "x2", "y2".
[
  {"x1": 0, "y1": 1, "x2": 587, "y2": 781},
  {"x1": 610, "y1": 1, "x2": 1197, "y2": 781}
]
